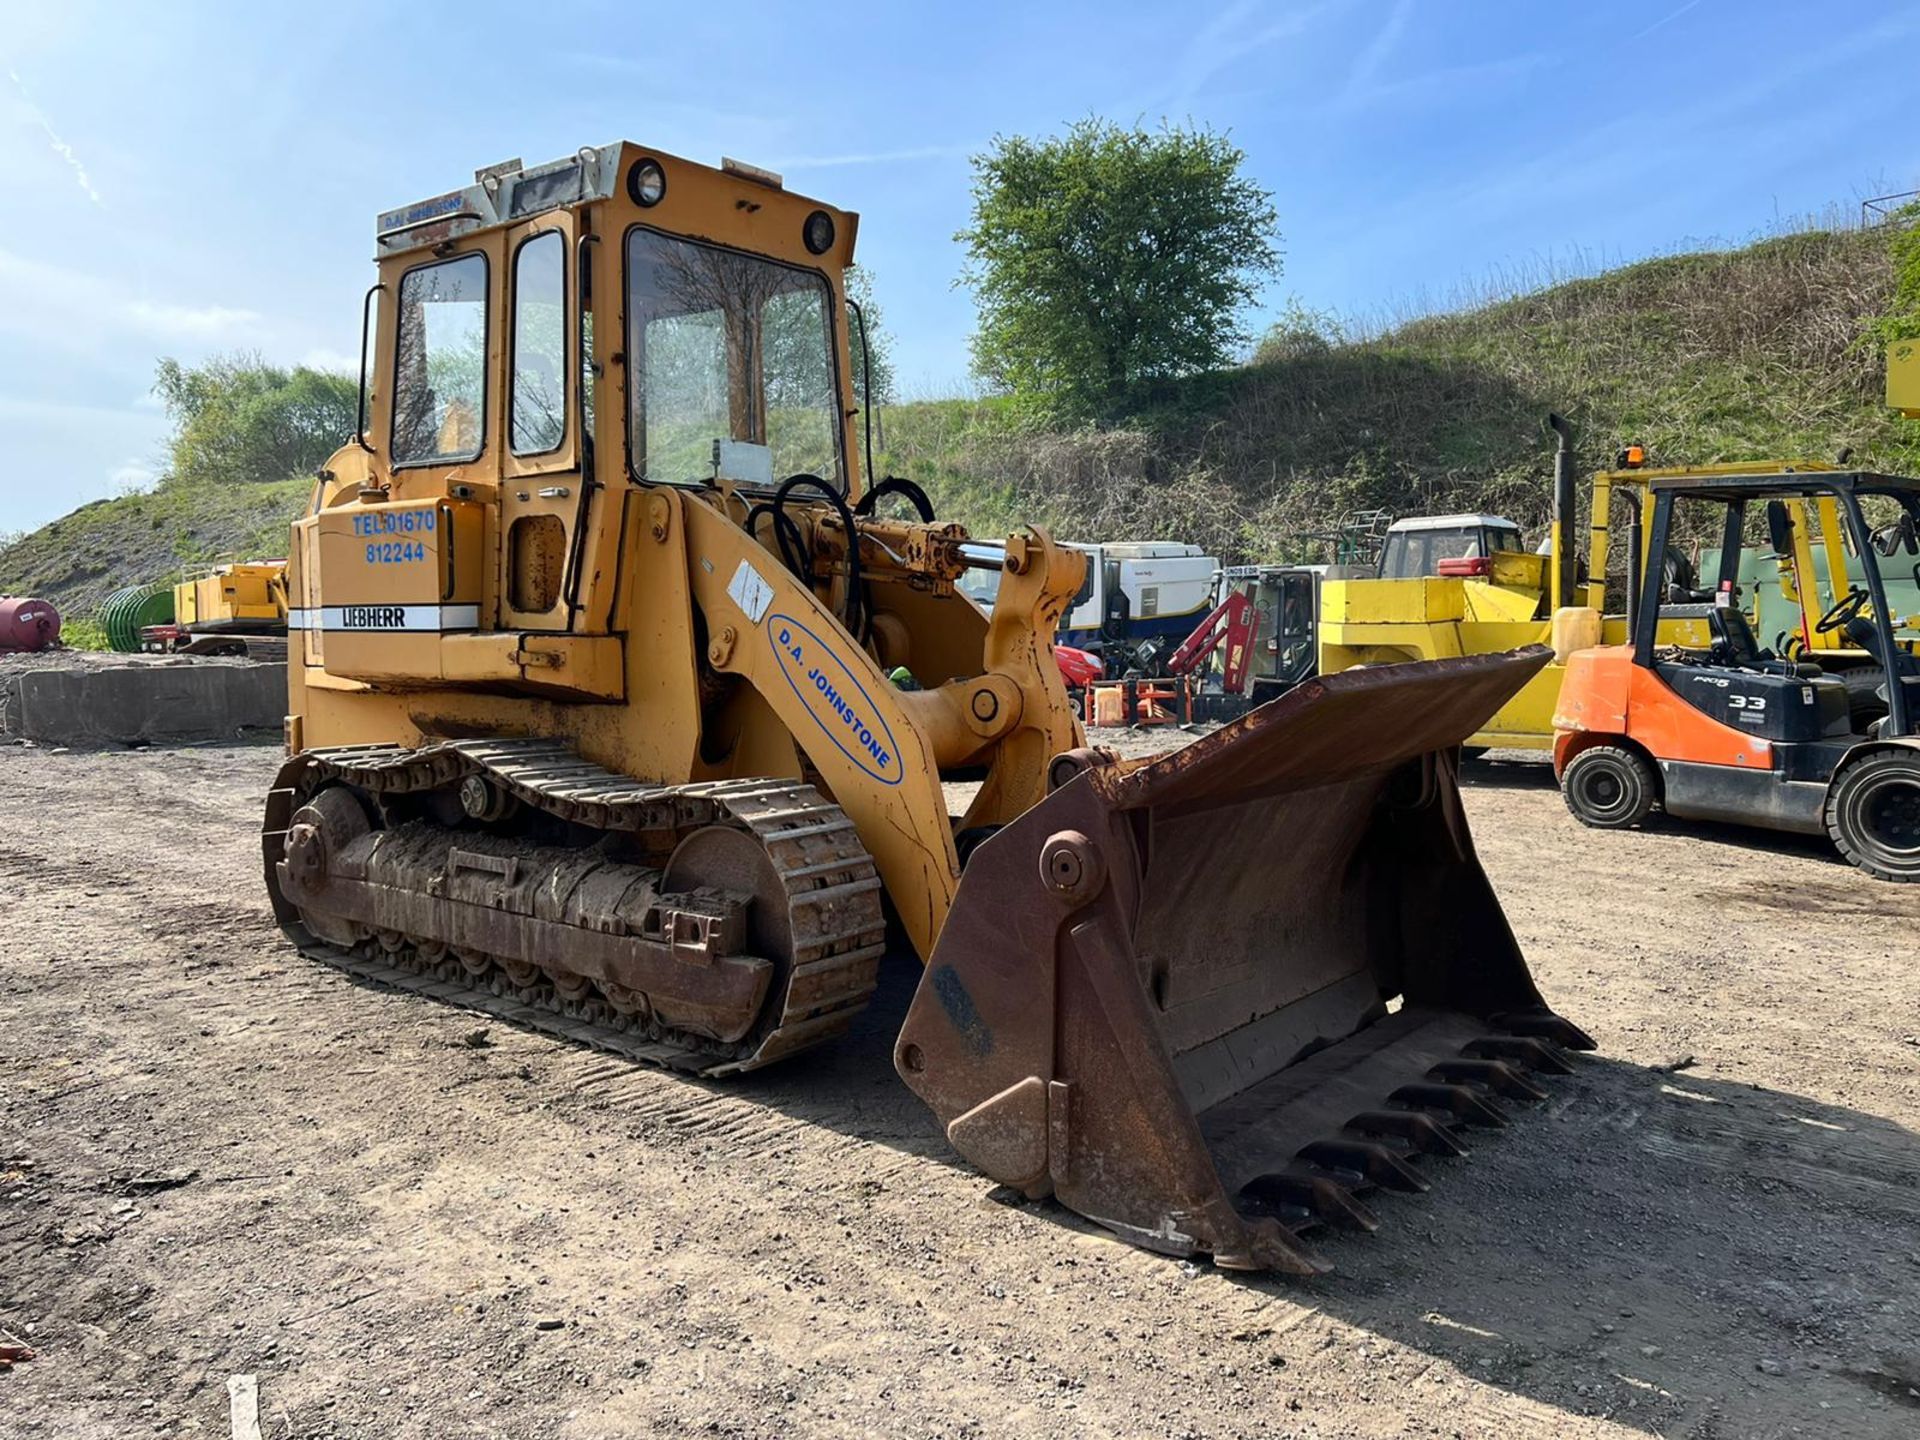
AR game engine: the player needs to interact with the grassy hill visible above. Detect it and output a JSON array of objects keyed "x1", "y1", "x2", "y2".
[
  {"x1": 876, "y1": 225, "x2": 1916, "y2": 560},
  {"x1": 0, "y1": 477, "x2": 309, "y2": 620}
]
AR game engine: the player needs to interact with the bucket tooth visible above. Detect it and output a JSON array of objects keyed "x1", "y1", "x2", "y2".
[
  {"x1": 1429, "y1": 1058, "x2": 1551, "y2": 1103},
  {"x1": 1461, "y1": 1035, "x2": 1575, "y2": 1075},
  {"x1": 1240, "y1": 1172, "x2": 1379, "y2": 1232},
  {"x1": 1348, "y1": 1109, "x2": 1469, "y2": 1157},
  {"x1": 1492, "y1": 1007, "x2": 1597, "y2": 1052},
  {"x1": 1390, "y1": 1082, "x2": 1513, "y2": 1127},
  {"x1": 1298, "y1": 1139, "x2": 1429, "y2": 1193}
]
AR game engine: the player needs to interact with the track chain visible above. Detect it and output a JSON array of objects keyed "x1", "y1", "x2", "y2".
[{"x1": 267, "y1": 741, "x2": 888, "y2": 1075}]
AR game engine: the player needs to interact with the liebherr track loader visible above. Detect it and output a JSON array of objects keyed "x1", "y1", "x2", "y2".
[{"x1": 264, "y1": 142, "x2": 1592, "y2": 1273}]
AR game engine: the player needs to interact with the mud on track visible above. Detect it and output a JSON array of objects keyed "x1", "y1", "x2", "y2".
[{"x1": 1, "y1": 741, "x2": 1917, "y2": 1438}]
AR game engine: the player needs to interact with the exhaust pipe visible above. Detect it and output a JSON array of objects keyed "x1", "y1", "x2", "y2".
[{"x1": 1547, "y1": 413, "x2": 1577, "y2": 610}]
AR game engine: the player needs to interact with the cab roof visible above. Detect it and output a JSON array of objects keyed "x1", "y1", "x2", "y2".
[
  {"x1": 1387, "y1": 513, "x2": 1520, "y2": 532},
  {"x1": 373, "y1": 142, "x2": 854, "y2": 259}
]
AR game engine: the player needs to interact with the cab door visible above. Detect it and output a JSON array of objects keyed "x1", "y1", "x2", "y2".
[{"x1": 498, "y1": 212, "x2": 584, "y2": 632}]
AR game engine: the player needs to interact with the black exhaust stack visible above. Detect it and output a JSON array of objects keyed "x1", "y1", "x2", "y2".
[{"x1": 1547, "y1": 413, "x2": 1577, "y2": 610}]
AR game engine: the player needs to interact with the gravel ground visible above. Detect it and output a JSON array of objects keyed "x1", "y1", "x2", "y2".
[{"x1": 1, "y1": 736, "x2": 1917, "y2": 1439}]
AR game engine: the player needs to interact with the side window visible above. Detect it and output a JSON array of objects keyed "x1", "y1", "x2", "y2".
[
  {"x1": 392, "y1": 253, "x2": 488, "y2": 466},
  {"x1": 511, "y1": 232, "x2": 567, "y2": 455}
]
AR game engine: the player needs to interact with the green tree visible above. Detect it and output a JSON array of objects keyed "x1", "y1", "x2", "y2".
[
  {"x1": 958, "y1": 119, "x2": 1280, "y2": 417},
  {"x1": 154, "y1": 353, "x2": 358, "y2": 487}
]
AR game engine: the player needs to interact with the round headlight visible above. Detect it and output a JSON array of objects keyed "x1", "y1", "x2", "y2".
[
  {"x1": 802, "y1": 209, "x2": 835, "y2": 255},
  {"x1": 628, "y1": 159, "x2": 666, "y2": 207}
]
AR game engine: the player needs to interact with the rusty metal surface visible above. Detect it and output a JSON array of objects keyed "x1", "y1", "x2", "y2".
[
  {"x1": 264, "y1": 743, "x2": 886, "y2": 1073},
  {"x1": 895, "y1": 646, "x2": 1594, "y2": 1274}
]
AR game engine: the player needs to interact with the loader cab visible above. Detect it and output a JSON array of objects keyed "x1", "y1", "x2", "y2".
[{"x1": 296, "y1": 143, "x2": 861, "y2": 697}]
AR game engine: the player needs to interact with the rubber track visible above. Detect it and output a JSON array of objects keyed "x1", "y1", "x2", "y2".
[{"x1": 269, "y1": 741, "x2": 888, "y2": 1075}]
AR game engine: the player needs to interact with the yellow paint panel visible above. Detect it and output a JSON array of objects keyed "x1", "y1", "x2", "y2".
[
  {"x1": 1460, "y1": 584, "x2": 1541, "y2": 624},
  {"x1": 1320, "y1": 578, "x2": 1463, "y2": 624},
  {"x1": 1890, "y1": 341, "x2": 1920, "y2": 418},
  {"x1": 1490, "y1": 552, "x2": 1545, "y2": 591}
]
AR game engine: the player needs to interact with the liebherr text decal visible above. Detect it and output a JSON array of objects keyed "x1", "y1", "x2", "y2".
[{"x1": 766, "y1": 612, "x2": 904, "y2": 786}]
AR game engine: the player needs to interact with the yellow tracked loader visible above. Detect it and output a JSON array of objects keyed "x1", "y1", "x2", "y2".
[{"x1": 263, "y1": 142, "x2": 1591, "y2": 1273}]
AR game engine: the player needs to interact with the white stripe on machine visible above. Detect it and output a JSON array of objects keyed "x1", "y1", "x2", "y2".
[{"x1": 287, "y1": 605, "x2": 480, "y2": 632}]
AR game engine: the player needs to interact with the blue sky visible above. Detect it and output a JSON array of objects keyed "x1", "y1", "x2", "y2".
[{"x1": 2, "y1": 0, "x2": 1916, "y2": 534}]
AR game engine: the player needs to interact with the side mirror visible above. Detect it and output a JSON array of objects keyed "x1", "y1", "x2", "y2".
[{"x1": 1765, "y1": 500, "x2": 1793, "y2": 557}]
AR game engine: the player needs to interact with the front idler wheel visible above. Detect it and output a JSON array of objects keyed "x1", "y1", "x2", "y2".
[
  {"x1": 1561, "y1": 745, "x2": 1657, "y2": 829},
  {"x1": 1826, "y1": 750, "x2": 1920, "y2": 881}
]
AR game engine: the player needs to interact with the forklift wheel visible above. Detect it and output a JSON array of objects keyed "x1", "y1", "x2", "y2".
[
  {"x1": 1561, "y1": 746, "x2": 1657, "y2": 829},
  {"x1": 1826, "y1": 750, "x2": 1920, "y2": 881}
]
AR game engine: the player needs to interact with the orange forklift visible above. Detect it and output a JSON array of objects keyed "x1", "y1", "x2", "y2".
[{"x1": 1554, "y1": 470, "x2": 1920, "y2": 879}]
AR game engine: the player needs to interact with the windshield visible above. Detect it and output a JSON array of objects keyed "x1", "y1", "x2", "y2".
[
  {"x1": 1379, "y1": 524, "x2": 1517, "y2": 578},
  {"x1": 625, "y1": 229, "x2": 842, "y2": 488}
]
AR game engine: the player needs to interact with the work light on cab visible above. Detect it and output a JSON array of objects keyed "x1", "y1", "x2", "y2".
[{"x1": 627, "y1": 158, "x2": 666, "y2": 206}]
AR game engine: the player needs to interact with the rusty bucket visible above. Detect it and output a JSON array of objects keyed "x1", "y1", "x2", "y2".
[{"x1": 894, "y1": 647, "x2": 1592, "y2": 1273}]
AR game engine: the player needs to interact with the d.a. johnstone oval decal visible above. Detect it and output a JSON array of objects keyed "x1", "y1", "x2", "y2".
[{"x1": 766, "y1": 612, "x2": 905, "y2": 786}]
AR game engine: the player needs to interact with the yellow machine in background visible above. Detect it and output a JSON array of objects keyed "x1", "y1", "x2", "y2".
[
  {"x1": 1311, "y1": 420, "x2": 1868, "y2": 752},
  {"x1": 261, "y1": 142, "x2": 1590, "y2": 1275},
  {"x1": 139, "y1": 559, "x2": 290, "y2": 657},
  {"x1": 1316, "y1": 418, "x2": 1657, "y2": 750},
  {"x1": 175, "y1": 559, "x2": 287, "y2": 632}
]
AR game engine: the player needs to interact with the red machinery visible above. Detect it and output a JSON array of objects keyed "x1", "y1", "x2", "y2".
[
  {"x1": 1164, "y1": 589, "x2": 1257, "y2": 692},
  {"x1": 1088, "y1": 590, "x2": 1258, "y2": 727},
  {"x1": 1054, "y1": 643, "x2": 1103, "y2": 690},
  {"x1": 0, "y1": 597, "x2": 61, "y2": 654}
]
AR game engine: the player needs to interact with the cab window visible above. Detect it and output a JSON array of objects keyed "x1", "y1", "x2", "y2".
[
  {"x1": 626, "y1": 228, "x2": 842, "y2": 488},
  {"x1": 510, "y1": 232, "x2": 567, "y2": 455},
  {"x1": 1379, "y1": 525, "x2": 1508, "y2": 578},
  {"x1": 392, "y1": 253, "x2": 488, "y2": 466}
]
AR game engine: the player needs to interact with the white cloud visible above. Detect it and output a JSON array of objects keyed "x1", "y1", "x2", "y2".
[
  {"x1": 1344, "y1": 0, "x2": 1410, "y2": 96},
  {"x1": 7, "y1": 68, "x2": 102, "y2": 206},
  {"x1": 1166, "y1": 1, "x2": 1333, "y2": 110},
  {"x1": 0, "y1": 248, "x2": 267, "y2": 353},
  {"x1": 1629, "y1": 0, "x2": 1708, "y2": 43},
  {"x1": 299, "y1": 346, "x2": 358, "y2": 373},
  {"x1": 125, "y1": 298, "x2": 264, "y2": 338}
]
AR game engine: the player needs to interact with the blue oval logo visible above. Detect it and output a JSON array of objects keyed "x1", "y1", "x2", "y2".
[{"x1": 766, "y1": 612, "x2": 904, "y2": 787}]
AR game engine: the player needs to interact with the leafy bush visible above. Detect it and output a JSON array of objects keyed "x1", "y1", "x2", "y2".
[{"x1": 154, "y1": 353, "x2": 357, "y2": 489}]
